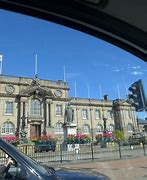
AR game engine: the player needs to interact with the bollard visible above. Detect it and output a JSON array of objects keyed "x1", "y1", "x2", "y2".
[
  {"x1": 118, "y1": 141, "x2": 122, "y2": 159},
  {"x1": 60, "y1": 144, "x2": 63, "y2": 164},
  {"x1": 91, "y1": 143, "x2": 94, "y2": 161},
  {"x1": 143, "y1": 143, "x2": 145, "y2": 156}
]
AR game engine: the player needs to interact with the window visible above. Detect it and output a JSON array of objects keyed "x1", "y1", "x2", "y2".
[
  {"x1": 96, "y1": 124, "x2": 103, "y2": 133},
  {"x1": 107, "y1": 110, "x2": 113, "y2": 119},
  {"x1": 82, "y1": 124, "x2": 90, "y2": 134},
  {"x1": 82, "y1": 109, "x2": 88, "y2": 119},
  {"x1": 5, "y1": 101, "x2": 13, "y2": 115},
  {"x1": 108, "y1": 124, "x2": 114, "y2": 132},
  {"x1": 54, "y1": 122, "x2": 63, "y2": 134},
  {"x1": 125, "y1": 110, "x2": 130, "y2": 118},
  {"x1": 127, "y1": 123, "x2": 133, "y2": 132},
  {"x1": 56, "y1": 104, "x2": 62, "y2": 116},
  {"x1": 1, "y1": 122, "x2": 14, "y2": 135},
  {"x1": 31, "y1": 99, "x2": 41, "y2": 116},
  {"x1": 95, "y1": 109, "x2": 100, "y2": 119}
]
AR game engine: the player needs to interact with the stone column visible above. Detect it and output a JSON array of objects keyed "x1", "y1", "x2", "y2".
[
  {"x1": 16, "y1": 96, "x2": 21, "y2": 135},
  {"x1": 43, "y1": 99, "x2": 47, "y2": 131},
  {"x1": 46, "y1": 103, "x2": 49, "y2": 126},
  {"x1": 76, "y1": 107, "x2": 79, "y2": 132},
  {"x1": 119, "y1": 108, "x2": 125, "y2": 130},
  {"x1": 46, "y1": 99, "x2": 53, "y2": 127},
  {"x1": 20, "y1": 101, "x2": 24, "y2": 119},
  {"x1": 90, "y1": 108, "x2": 94, "y2": 141},
  {"x1": 48, "y1": 103, "x2": 51, "y2": 127},
  {"x1": 22, "y1": 101, "x2": 26, "y2": 128},
  {"x1": 130, "y1": 108, "x2": 137, "y2": 129},
  {"x1": 20, "y1": 100, "x2": 28, "y2": 129},
  {"x1": 118, "y1": 108, "x2": 124, "y2": 131},
  {"x1": 25, "y1": 101, "x2": 28, "y2": 128}
]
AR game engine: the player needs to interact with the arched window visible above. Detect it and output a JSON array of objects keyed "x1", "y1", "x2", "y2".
[
  {"x1": 82, "y1": 124, "x2": 90, "y2": 134},
  {"x1": 127, "y1": 123, "x2": 133, "y2": 132},
  {"x1": 31, "y1": 99, "x2": 41, "y2": 116},
  {"x1": 96, "y1": 124, "x2": 103, "y2": 133},
  {"x1": 54, "y1": 122, "x2": 63, "y2": 134},
  {"x1": 1, "y1": 122, "x2": 14, "y2": 135},
  {"x1": 108, "y1": 124, "x2": 114, "y2": 132}
]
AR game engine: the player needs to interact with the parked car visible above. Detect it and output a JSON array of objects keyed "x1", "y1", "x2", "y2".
[
  {"x1": 34, "y1": 140, "x2": 56, "y2": 153},
  {"x1": 0, "y1": 139, "x2": 109, "y2": 179}
]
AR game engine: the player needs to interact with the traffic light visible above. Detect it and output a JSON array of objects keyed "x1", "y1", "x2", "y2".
[{"x1": 128, "y1": 79, "x2": 146, "y2": 112}]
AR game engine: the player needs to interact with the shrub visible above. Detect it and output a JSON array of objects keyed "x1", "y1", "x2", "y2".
[
  {"x1": 95, "y1": 134, "x2": 102, "y2": 142},
  {"x1": 66, "y1": 134, "x2": 91, "y2": 144},
  {"x1": 113, "y1": 130, "x2": 125, "y2": 141},
  {"x1": 32, "y1": 135, "x2": 57, "y2": 143},
  {"x1": 95, "y1": 132, "x2": 113, "y2": 143},
  {"x1": 0, "y1": 135, "x2": 20, "y2": 146}
]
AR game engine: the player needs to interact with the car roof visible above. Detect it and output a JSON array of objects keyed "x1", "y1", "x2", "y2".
[{"x1": 0, "y1": 0, "x2": 147, "y2": 61}]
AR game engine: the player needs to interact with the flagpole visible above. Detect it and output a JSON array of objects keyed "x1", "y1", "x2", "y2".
[
  {"x1": 117, "y1": 83, "x2": 121, "y2": 99},
  {"x1": 125, "y1": 84, "x2": 128, "y2": 96},
  {"x1": 74, "y1": 81, "x2": 77, "y2": 97},
  {"x1": 35, "y1": 54, "x2": 38, "y2": 78},
  {"x1": 87, "y1": 83, "x2": 90, "y2": 98},
  {"x1": 0, "y1": 54, "x2": 3, "y2": 75},
  {"x1": 63, "y1": 65, "x2": 66, "y2": 82},
  {"x1": 99, "y1": 84, "x2": 102, "y2": 99}
]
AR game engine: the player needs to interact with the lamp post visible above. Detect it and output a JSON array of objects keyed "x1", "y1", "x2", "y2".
[
  {"x1": 90, "y1": 107, "x2": 94, "y2": 143},
  {"x1": 101, "y1": 97, "x2": 107, "y2": 148},
  {"x1": 100, "y1": 117, "x2": 107, "y2": 148},
  {"x1": 21, "y1": 115, "x2": 26, "y2": 130},
  {"x1": 20, "y1": 115, "x2": 27, "y2": 139}
]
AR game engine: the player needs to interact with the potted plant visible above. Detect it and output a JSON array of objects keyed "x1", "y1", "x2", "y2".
[
  {"x1": 34, "y1": 134, "x2": 57, "y2": 152},
  {"x1": 66, "y1": 134, "x2": 91, "y2": 144}
]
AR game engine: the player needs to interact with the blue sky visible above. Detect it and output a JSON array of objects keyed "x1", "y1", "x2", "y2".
[{"x1": 1, "y1": 9, "x2": 147, "y2": 106}]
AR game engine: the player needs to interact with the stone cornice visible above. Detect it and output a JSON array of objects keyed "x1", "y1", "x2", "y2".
[
  {"x1": 0, "y1": 93, "x2": 17, "y2": 98},
  {"x1": 0, "y1": 80, "x2": 69, "y2": 90}
]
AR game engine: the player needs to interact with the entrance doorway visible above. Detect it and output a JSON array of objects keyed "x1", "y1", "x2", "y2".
[{"x1": 30, "y1": 124, "x2": 41, "y2": 140}]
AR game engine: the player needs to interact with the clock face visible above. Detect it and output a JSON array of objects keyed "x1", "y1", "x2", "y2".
[
  {"x1": 55, "y1": 89, "x2": 62, "y2": 97},
  {"x1": 5, "y1": 84, "x2": 15, "y2": 94}
]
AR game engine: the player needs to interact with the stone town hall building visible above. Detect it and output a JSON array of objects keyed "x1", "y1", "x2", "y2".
[{"x1": 0, "y1": 75, "x2": 137, "y2": 140}]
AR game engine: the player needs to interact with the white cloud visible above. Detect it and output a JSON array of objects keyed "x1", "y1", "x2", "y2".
[
  {"x1": 66, "y1": 72, "x2": 81, "y2": 79},
  {"x1": 131, "y1": 71, "x2": 144, "y2": 75},
  {"x1": 132, "y1": 65, "x2": 141, "y2": 69},
  {"x1": 112, "y1": 69, "x2": 120, "y2": 72},
  {"x1": 112, "y1": 66, "x2": 123, "y2": 72}
]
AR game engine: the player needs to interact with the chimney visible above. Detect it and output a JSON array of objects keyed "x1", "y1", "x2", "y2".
[{"x1": 104, "y1": 94, "x2": 108, "y2": 101}]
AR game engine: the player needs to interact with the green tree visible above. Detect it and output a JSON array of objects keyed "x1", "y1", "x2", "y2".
[{"x1": 113, "y1": 130, "x2": 125, "y2": 141}]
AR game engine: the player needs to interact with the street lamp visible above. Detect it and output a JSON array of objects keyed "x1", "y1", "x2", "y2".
[
  {"x1": 101, "y1": 117, "x2": 107, "y2": 148},
  {"x1": 20, "y1": 115, "x2": 27, "y2": 139}
]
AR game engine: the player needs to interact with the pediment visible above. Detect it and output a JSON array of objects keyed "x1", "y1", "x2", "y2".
[{"x1": 20, "y1": 78, "x2": 55, "y2": 98}]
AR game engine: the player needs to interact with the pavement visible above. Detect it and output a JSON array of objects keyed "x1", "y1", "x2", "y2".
[{"x1": 57, "y1": 156, "x2": 147, "y2": 180}]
